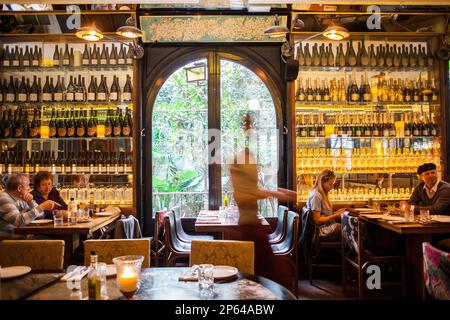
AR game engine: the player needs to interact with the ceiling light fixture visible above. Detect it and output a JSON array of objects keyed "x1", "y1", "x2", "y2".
[
  {"x1": 322, "y1": 24, "x2": 350, "y2": 41},
  {"x1": 116, "y1": 25, "x2": 143, "y2": 39},
  {"x1": 264, "y1": 14, "x2": 289, "y2": 38},
  {"x1": 75, "y1": 25, "x2": 104, "y2": 41}
]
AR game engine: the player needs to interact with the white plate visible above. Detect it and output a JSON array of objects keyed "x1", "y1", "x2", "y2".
[
  {"x1": 29, "y1": 219, "x2": 53, "y2": 224},
  {"x1": 213, "y1": 265, "x2": 238, "y2": 280},
  {"x1": 0, "y1": 266, "x2": 31, "y2": 280},
  {"x1": 77, "y1": 218, "x2": 93, "y2": 223},
  {"x1": 95, "y1": 212, "x2": 115, "y2": 217},
  {"x1": 432, "y1": 215, "x2": 450, "y2": 223},
  {"x1": 355, "y1": 208, "x2": 376, "y2": 213}
]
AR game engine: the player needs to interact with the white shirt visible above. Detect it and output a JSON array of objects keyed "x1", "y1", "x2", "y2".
[{"x1": 424, "y1": 180, "x2": 439, "y2": 199}]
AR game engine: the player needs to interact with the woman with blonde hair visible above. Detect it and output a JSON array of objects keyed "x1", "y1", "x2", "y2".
[{"x1": 306, "y1": 169, "x2": 345, "y2": 241}]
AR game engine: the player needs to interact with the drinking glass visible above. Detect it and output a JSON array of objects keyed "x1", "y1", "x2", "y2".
[
  {"x1": 198, "y1": 264, "x2": 215, "y2": 299},
  {"x1": 420, "y1": 209, "x2": 430, "y2": 221},
  {"x1": 113, "y1": 255, "x2": 144, "y2": 300},
  {"x1": 52, "y1": 210, "x2": 64, "y2": 226},
  {"x1": 405, "y1": 205, "x2": 415, "y2": 222}
]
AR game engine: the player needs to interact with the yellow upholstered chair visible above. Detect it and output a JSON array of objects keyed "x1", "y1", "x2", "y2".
[
  {"x1": 189, "y1": 240, "x2": 255, "y2": 274},
  {"x1": 0, "y1": 240, "x2": 65, "y2": 272},
  {"x1": 84, "y1": 239, "x2": 151, "y2": 268}
]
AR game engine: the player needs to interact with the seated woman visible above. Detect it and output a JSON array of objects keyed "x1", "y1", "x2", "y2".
[
  {"x1": 31, "y1": 171, "x2": 68, "y2": 219},
  {"x1": 306, "y1": 169, "x2": 346, "y2": 242}
]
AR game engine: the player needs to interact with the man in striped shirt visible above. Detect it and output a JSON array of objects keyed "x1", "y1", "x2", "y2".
[{"x1": 0, "y1": 174, "x2": 60, "y2": 240}]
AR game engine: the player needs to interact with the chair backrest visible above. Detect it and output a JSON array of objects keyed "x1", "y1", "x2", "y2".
[
  {"x1": 423, "y1": 242, "x2": 450, "y2": 300},
  {"x1": 298, "y1": 206, "x2": 318, "y2": 261},
  {"x1": 274, "y1": 205, "x2": 288, "y2": 237},
  {"x1": 114, "y1": 215, "x2": 142, "y2": 239},
  {"x1": 284, "y1": 211, "x2": 300, "y2": 256},
  {"x1": 163, "y1": 211, "x2": 189, "y2": 252},
  {"x1": 341, "y1": 212, "x2": 360, "y2": 262},
  {"x1": 84, "y1": 239, "x2": 151, "y2": 268},
  {"x1": 189, "y1": 239, "x2": 255, "y2": 274},
  {"x1": 171, "y1": 206, "x2": 189, "y2": 239},
  {"x1": 0, "y1": 240, "x2": 65, "y2": 272}
]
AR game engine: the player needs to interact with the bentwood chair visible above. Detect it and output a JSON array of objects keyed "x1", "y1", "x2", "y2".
[
  {"x1": 341, "y1": 212, "x2": 406, "y2": 299},
  {"x1": 153, "y1": 209, "x2": 169, "y2": 266},
  {"x1": 171, "y1": 206, "x2": 213, "y2": 243},
  {"x1": 0, "y1": 240, "x2": 65, "y2": 272},
  {"x1": 422, "y1": 242, "x2": 450, "y2": 300},
  {"x1": 84, "y1": 239, "x2": 151, "y2": 268},
  {"x1": 190, "y1": 239, "x2": 255, "y2": 274},
  {"x1": 163, "y1": 211, "x2": 191, "y2": 266},
  {"x1": 268, "y1": 205, "x2": 289, "y2": 244},
  {"x1": 271, "y1": 210, "x2": 299, "y2": 262}
]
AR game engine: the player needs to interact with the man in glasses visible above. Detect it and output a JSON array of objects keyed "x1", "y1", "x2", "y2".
[{"x1": 400, "y1": 163, "x2": 450, "y2": 215}]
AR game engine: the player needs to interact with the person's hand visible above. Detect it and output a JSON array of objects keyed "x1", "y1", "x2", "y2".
[
  {"x1": 22, "y1": 193, "x2": 34, "y2": 204},
  {"x1": 38, "y1": 200, "x2": 60, "y2": 211}
]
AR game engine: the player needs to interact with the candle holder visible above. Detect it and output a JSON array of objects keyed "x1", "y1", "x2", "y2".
[{"x1": 112, "y1": 255, "x2": 144, "y2": 300}]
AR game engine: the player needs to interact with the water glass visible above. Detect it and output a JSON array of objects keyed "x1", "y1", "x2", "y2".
[
  {"x1": 67, "y1": 211, "x2": 77, "y2": 225},
  {"x1": 420, "y1": 209, "x2": 430, "y2": 221},
  {"x1": 97, "y1": 263, "x2": 108, "y2": 298},
  {"x1": 52, "y1": 210, "x2": 64, "y2": 226},
  {"x1": 198, "y1": 264, "x2": 215, "y2": 299},
  {"x1": 405, "y1": 205, "x2": 415, "y2": 222}
]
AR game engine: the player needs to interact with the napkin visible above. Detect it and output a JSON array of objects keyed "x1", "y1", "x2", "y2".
[{"x1": 60, "y1": 266, "x2": 91, "y2": 282}]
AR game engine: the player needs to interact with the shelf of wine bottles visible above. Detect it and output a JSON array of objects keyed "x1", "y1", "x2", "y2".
[
  {"x1": 296, "y1": 147, "x2": 440, "y2": 175},
  {"x1": 295, "y1": 111, "x2": 439, "y2": 139},
  {"x1": 297, "y1": 187, "x2": 411, "y2": 203},
  {"x1": 0, "y1": 43, "x2": 134, "y2": 69},
  {"x1": 0, "y1": 107, "x2": 132, "y2": 139},
  {"x1": 0, "y1": 73, "x2": 132, "y2": 104},
  {"x1": 0, "y1": 150, "x2": 132, "y2": 176},
  {"x1": 295, "y1": 40, "x2": 434, "y2": 69},
  {"x1": 60, "y1": 185, "x2": 133, "y2": 207}
]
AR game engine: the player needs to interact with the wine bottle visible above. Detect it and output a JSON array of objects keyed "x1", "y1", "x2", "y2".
[
  {"x1": 90, "y1": 44, "x2": 98, "y2": 65},
  {"x1": 110, "y1": 76, "x2": 120, "y2": 102},
  {"x1": 359, "y1": 40, "x2": 369, "y2": 67},
  {"x1": 297, "y1": 44, "x2": 305, "y2": 66},
  {"x1": 49, "y1": 108, "x2": 57, "y2": 138},
  {"x1": 69, "y1": 48, "x2": 74, "y2": 67},
  {"x1": 53, "y1": 45, "x2": 60, "y2": 67},
  {"x1": 123, "y1": 75, "x2": 132, "y2": 102},
  {"x1": 6, "y1": 76, "x2": 16, "y2": 103},
  {"x1": 118, "y1": 44, "x2": 126, "y2": 65},
  {"x1": 369, "y1": 44, "x2": 377, "y2": 68},
  {"x1": 430, "y1": 78, "x2": 439, "y2": 103},
  {"x1": 62, "y1": 44, "x2": 70, "y2": 66},
  {"x1": 126, "y1": 45, "x2": 133, "y2": 65},
  {"x1": 426, "y1": 43, "x2": 433, "y2": 67},
  {"x1": 376, "y1": 45, "x2": 385, "y2": 67},
  {"x1": 304, "y1": 43, "x2": 312, "y2": 66},
  {"x1": 76, "y1": 110, "x2": 86, "y2": 137},
  {"x1": 66, "y1": 76, "x2": 75, "y2": 102},
  {"x1": 408, "y1": 44, "x2": 415, "y2": 68},
  {"x1": 393, "y1": 44, "x2": 400, "y2": 67},
  {"x1": 404, "y1": 80, "x2": 412, "y2": 102},
  {"x1": 113, "y1": 108, "x2": 122, "y2": 137},
  {"x1": 349, "y1": 77, "x2": 359, "y2": 102},
  {"x1": 100, "y1": 44, "x2": 108, "y2": 66},
  {"x1": 23, "y1": 46, "x2": 30, "y2": 67},
  {"x1": 104, "y1": 109, "x2": 112, "y2": 137},
  {"x1": 18, "y1": 48, "x2": 24, "y2": 67},
  {"x1": 327, "y1": 44, "x2": 334, "y2": 67},
  {"x1": 29, "y1": 75, "x2": 39, "y2": 103},
  {"x1": 66, "y1": 109, "x2": 75, "y2": 137},
  {"x1": 57, "y1": 110, "x2": 67, "y2": 138},
  {"x1": 312, "y1": 43, "x2": 320, "y2": 66},
  {"x1": 87, "y1": 108, "x2": 97, "y2": 137},
  {"x1": 12, "y1": 46, "x2": 20, "y2": 67},
  {"x1": 109, "y1": 44, "x2": 118, "y2": 65},
  {"x1": 32, "y1": 45, "x2": 39, "y2": 66},
  {"x1": 74, "y1": 75, "x2": 84, "y2": 102},
  {"x1": 53, "y1": 75, "x2": 64, "y2": 102},
  {"x1": 2, "y1": 46, "x2": 10, "y2": 67},
  {"x1": 3, "y1": 109, "x2": 13, "y2": 138},
  {"x1": 385, "y1": 44, "x2": 393, "y2": 67},
  {"x1": 87, "y1": 76, "x2": 97, "y2": 102},
  {"x1": 347, "y1": 40, "x2": 357, "y2": 67},
  {"x1": 42, "y1": 76, "x2": 52, "y2": 102},
  {"x1": 401, "y1": 44, "x2": 409, "y2": 68},
  {"x1": 413, "y1": 80, "x2": 421, "y2": 102},
  {"x1": 313, "y1": 78, "x2": 322, "y2": 101},
  {"x1": 337, "y1": 43, "x2": 345, "y2": 67},
  {"x1": 17, "y1": 76, "x2": 28, "y2": 103},
  {"x1": 96, "y1": 75, "x2": 107, "y2": 102},
  {"x1": 82, "y1": 44, "x2": 90, "y2": 66}
]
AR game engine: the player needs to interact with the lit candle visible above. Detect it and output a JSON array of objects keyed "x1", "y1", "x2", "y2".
[
  {"x1": 97, "y1": 124, "x2": 105, "y2": 138},
  {"x1": 119, "y1": 267, "x2": 138, "y2": 293},
  {"x1": 40, "y1": 125, "x2": 49, "y2": 139}
]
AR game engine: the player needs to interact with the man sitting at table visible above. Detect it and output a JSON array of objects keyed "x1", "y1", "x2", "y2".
[
  {"x1": 0, "y1": 174, "x2": 60, "y2": 240},
  {"x1": 401, "y1": 163, "x2": 450, "y2": 215}
]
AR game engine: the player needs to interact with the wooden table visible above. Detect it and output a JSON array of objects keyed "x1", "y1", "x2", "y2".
[
  {"x1": 360, "y1": 215, "x2": 450, "y2": 299},
  {"x1": 1, "y1": 272, "x2": 64, "y2": 300},
  {"x1": 195, "y1": 210, "x2": 270, "y2": 240},
  {"x1": 14, "y1": 212, "x2": 120, "y2": 267},
  {"x1": 25, "y1": 267, "x2": 296, "y2": 300}
]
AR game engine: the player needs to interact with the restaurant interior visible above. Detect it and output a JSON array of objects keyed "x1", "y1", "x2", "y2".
[{"x1": 0, "y1": 0, "x2": 450, "y2": 303}]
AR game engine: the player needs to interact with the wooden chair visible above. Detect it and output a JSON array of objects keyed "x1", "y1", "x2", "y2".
[
  {"x1": 341, "y1": 212, "x2": 406, "y2": 299},
  {"x1": 152, "y1": 210, "x2": 168, "y2": 266},
  {"x1": 268, "y1": 205, "x2": 289, "y2": 244},
  {"x1": 271, "y1": 210, "x2": 299, "y2": 262},
  {"x1": 422, "y1": 242, "x2": 450, "y2": 300},
  {"x1": 84, "y1": 239, "x2": 151, "y2": 268},
  {"x1": 190, "y1": 239, "x2": 255, "y2": 274},
  {"x1": 0, "y1": 240, "x2": 65, "y2": 272},
  {"x1": 163, "y1": 211, "x2": 191, "y2": 266},
  {"x1": 171, "y1": 206, "x2": 213, "y2": 243},
  {"x1": 299, "y1": 206, "x2": 341, "y2": 285}
]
